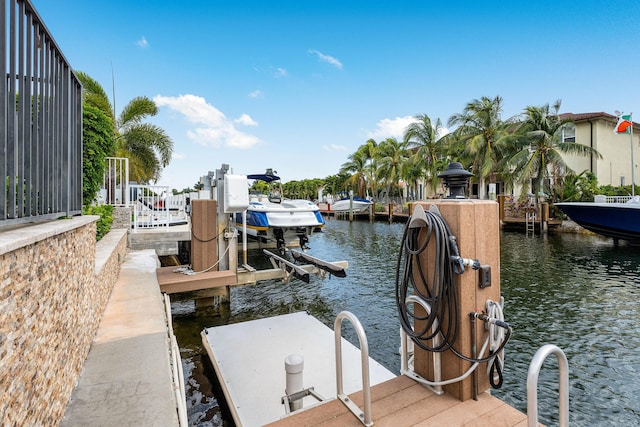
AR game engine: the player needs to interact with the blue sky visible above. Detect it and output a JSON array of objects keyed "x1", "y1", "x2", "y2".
[{"x1": 32, "y1": 0, "x2": 640, "y2": 191}]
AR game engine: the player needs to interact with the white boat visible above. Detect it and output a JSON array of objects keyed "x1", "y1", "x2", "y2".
[
  {"x1": 330, "y1": 196, "x2": 373, "y2": 213},
  {"x1": 235, "y1": 173, "x2": 324, "y2": 252}
]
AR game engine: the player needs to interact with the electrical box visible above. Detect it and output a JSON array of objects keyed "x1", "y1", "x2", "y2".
[
  {"x1": 479, "y1": 265, "x2": 491, "y2": 288},
  {"x1": 224, "y1": 174, "x2": 250, "y2": 213}
]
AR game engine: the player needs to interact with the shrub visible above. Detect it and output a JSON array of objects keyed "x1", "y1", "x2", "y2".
[{"x1": 82, "y1": 204, "x2": 114, "y2": 241}]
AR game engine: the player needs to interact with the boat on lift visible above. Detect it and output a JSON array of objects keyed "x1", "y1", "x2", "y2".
[
  {"x1": 555, "y1": 195, "x2": 640, "y2": 243},
  {"x1": 235, "y1": 173, "x2": 324, "y2": 252},
  {"x1": 330, "y1": 196, "x2": 373, "y2": 213},
  {"x1": 558, "y1": 114, "x2": 640, "y2": 244}
]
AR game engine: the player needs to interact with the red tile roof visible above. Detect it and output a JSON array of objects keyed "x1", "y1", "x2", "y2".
[{"x1": 560, "y1": 111, "x2": 640, "y2": 127}]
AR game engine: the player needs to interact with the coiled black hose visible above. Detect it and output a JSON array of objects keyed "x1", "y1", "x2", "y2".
[{"x1": 395, "y1": 205, "x2": 510, "y2": 388}]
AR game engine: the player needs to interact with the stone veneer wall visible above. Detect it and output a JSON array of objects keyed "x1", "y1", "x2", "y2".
[
  {"x1": 0, "y1": 217, "x2": 128, "y2": 426},
  {"x1": 111, "y1": 206, "x2": 132, "y2": 231}
]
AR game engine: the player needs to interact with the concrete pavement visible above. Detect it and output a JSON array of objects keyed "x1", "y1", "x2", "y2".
[{"x1": 61, "y1": 250, "x2": 180, "y2": 427}]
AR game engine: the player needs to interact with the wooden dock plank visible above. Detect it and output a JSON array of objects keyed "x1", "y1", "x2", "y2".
[
  {"x1": 268, "y1": 376, "x2": 530, "y2": 427},
  {"x1": 156, "y1": 265, "x2": 236, "y2": 294},
  {"x1": 372, "y1": 384, "x2": 459, "y2": 427}
]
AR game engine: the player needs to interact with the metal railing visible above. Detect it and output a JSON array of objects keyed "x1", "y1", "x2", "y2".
[
  {"x1": 334, "y1": 311, "x2": 373, "y2": 427},
  {"x1": 1, "y1": 0, "x2": 83, "y2": 228},
  {"x1": 594, "y1": 195, "x2": 634, "y2": 204},
  {"x1": 527, "y1": 344, "x2": 569, "y2": 427},
  {"x1": 163, "y1": 294, "x2": 188, "y2": 426},
  {"x1": 130, "y1": 184, "x2": 170, "y2": 231},
  {"x1": 100, "y1": 157, "x2": 130, "y2": 206},
  {"x1": 399, "y1": 296, "x2": 444, "y2": 395}
]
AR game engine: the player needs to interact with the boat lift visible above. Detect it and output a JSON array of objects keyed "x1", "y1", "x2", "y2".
[{"x1": 158, "y1": 165, "x2": 348, "y2": 304}]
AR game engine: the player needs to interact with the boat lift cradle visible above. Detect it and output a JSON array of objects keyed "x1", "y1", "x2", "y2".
[{"x1": 262, "y1": 249, "x2": 347, "y2": 283}]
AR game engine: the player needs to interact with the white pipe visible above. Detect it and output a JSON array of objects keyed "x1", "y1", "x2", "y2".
[
  {"x1": 285, "y1": 354, "x2": 304, "y2": 411},
  {"x1": 242, "y1": 210, "x2": 247, "y2": 266}
]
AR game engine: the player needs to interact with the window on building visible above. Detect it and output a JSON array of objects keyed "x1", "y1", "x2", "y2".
[{"x1": 562, "y1": 124, "x2": 576, "y2": 143}]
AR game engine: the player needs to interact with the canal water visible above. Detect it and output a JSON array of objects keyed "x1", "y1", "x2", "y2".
[{"x1": 171, "y1": 218, "x2": 640, "y2": 426}]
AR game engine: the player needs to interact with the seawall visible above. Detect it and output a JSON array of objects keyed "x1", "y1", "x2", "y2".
[{"x1": 0, "y1": 218, "x2": 127, "y2": 426}]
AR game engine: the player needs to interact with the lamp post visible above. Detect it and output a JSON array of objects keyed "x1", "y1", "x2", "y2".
[{"x1": 437, "y1": 162, "x2": 474, "y2": 199}]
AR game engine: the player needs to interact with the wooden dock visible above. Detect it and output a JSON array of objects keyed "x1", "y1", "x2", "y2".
[
  {"x1": 201, "y1": 312, "x2": 533, "y2": 427},
  {"x1": 156, "y1": 266, "x2": 236, "y2": 294},
  {"x1": 201, "y1": 312, "x2": 396, "y2": 427},
  {"x1": 267, "y1": 375, "x2": 531, "y2": 427}
]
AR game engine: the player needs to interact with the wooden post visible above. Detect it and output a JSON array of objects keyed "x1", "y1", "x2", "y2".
[
  {"x1": 388, "y1": 203, "x2": 393, "y2": 223},
  {"x1": 412, "y1": 200, "x2": 501, "y2": 401},
  {"x1": 191, "y1": 200, "x2": 219, "y2": 272},
  {"x1": 191, "y1": 200, "x2": 228, "y2": 307},
  {"x1": 497, "y1": 194, "x2": 505, "y2": 220}
]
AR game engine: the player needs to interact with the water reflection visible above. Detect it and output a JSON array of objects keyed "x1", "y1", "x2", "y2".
[
  {"x1": 173, "y1": 221, "x2": 640, "y2": 426},
  {"x1": 497, "y1": 230, "x2": 640, "y2": 425}
]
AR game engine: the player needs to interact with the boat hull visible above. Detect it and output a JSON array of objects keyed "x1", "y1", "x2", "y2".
[
  {"x1": 555, "y1": 202, "x2": 640, "y2": 242},
  {"x1": 235, "y1": 200, "x2": 325, "y2": 249},
  {"x1": 330, "y1": 199, "x2": 373, "y2": 213}
]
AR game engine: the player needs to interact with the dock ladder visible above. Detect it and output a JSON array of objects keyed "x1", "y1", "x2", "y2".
[
  {"x1": 525, "y1": 210, "x2": 537, "y2": 235},
  {"x1": 527, "y1": 344, "x2": 569, "y2": 427},
  {"x1": 334, "y1": 311, "x2": 374, "y2": 427}
]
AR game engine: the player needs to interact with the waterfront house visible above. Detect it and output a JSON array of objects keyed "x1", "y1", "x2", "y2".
[{"x1": 559, "y1": 112, "x2": 640, "y2": 188}]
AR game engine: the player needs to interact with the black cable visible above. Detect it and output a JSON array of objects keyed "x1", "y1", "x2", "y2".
[
  {"x1": 395, "y1": 206, "x2": 511, "y2": 368},
  {"x1": 192, "y1": 227, "x2": 224, "y2": 243}
]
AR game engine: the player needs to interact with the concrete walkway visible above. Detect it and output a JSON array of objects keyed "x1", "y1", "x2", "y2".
[{"x1": 61, "y1": 250, "x2": 179, "y2": 427}]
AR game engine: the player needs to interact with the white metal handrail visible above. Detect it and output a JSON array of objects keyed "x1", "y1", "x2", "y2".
[
  {"x1": 527, "y1": 344, "x2": 569, "y2": 427},
  {"x1": 400, "y1": 296, "x2": 443, "y2": 395},
  {"x1": 163, "y1": 294, "x2": 188, "y2": 426},
  {"x1": 334, "y1": 311, "x2": 373, "y2": 427}
]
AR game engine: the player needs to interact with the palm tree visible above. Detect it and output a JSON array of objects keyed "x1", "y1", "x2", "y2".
[
  {"x1": 376, "y1": 137, "x2": 410, "y2": 201},
  {"x1": 404, "y1": 114, "x2": 449, "y2": 196},
  {"x1": 76, "y1": 72, "x2": 173, "y2": 183},
  {"x1": 117, "y1": 97, "x2": 173, "y2": 183},
  {"x1": 340, "y1": 149, "x2": 369, "y2": 198},
  {"x1": 448, "y1": 96, "x2": 512, "y2": 198},
  {"x1": 507, "y1": 100, "x2": 601, "y2": 201},
  {"x1": 400, "y1": 154, "x2": 424, "y2": 200},
  {"x1": 340, "y1": 139, "x2": 379, "y2": 198}
]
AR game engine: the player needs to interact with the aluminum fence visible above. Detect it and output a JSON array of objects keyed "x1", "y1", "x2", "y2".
[{"x1": 1, "y1": 0, "x2": 83, "y2": 228}]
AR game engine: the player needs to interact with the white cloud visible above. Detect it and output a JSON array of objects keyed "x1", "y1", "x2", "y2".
[
  {"x1": 235, "y1": 113, "x2": 258, "y2": 126},
  {"x1": 136, "y1": 36, "x2": 149, "y2": 48},
  {"x1": 274, "y1": 67, "x2": 288, "y2": 78},
  {"x1": 308, "y1": 49, "x2": 343, "y2": 69},
  {"x1": 172, "y1": 152, "x2": 186, "y2": 160},
  {"x1": 322, "y1": 144, "x2": 348, "y2": 152},
  {"x1": 154, "y1": 94, "x2": 261, "y2": 149},
  {"x1": 249, "y1": 89, "x2": 263, "y2": 98},
  {"x1": 366, "y1": 116, "x2": 451, "y2": 141},
  {"x1": 366, "y1": 116, "x2": 417, "y2": 140}
]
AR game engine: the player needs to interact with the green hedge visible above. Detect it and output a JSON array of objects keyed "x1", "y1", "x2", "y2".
[{"x1": 82, "y1": 204, "x2": 114, "y2": 241}]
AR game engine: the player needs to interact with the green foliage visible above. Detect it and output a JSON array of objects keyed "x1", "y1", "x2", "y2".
[
  {"x1": 82, "y1": 204, "x2": 114, "y2": 241},
  {"x1": 282, "y1": 178, "x2": 324, "y2": 200},
  {"x1": 77, "y1": 71, "x2": 173, "y2": 184},
  {"x1": 597, "y1": 184, "x2": 639, "y2": 197},
  {"x1": 82, "y1": 104, "x2": 115, "y2": 205},
  {"x1": 554, "y1": 171, "x2": 598, "y2": 202},
  {"x1": 322, "y1": 173, "x2": 350, "y2": 196},
  {"x1": 249, "y1": 180, "x2": 270, "y2": 194}
]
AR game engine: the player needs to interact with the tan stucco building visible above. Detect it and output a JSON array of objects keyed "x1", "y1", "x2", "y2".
[{"x1": 560, "y1": 112, "x2": 640, "y2": 188}]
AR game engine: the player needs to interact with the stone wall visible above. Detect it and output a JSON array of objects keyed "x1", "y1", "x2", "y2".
[
  {"x1": 112, "y1": 206, "x2": 132, "y2": 231},
  {"x1": 0, "y1": 217, "x2": 127, "y2": 426}
]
